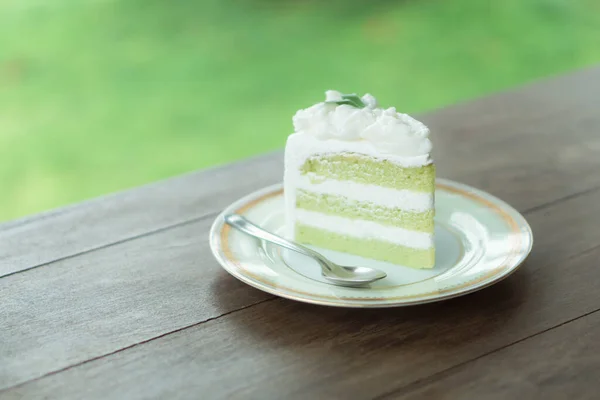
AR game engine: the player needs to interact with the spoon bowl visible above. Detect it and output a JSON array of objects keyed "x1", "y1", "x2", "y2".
[{"x1": 321, "y1": 266, "x2": 387, "y2": 287}]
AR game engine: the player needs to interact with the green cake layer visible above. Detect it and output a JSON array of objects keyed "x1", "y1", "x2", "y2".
[
  {"x1": 300, "y1": 153, "x2": 435, "y2": 192},
  {"x1": 296, "y1": 189, "x2": 434, "y2": 232},
  {"x1": 296, "y1": 224, "x2": 435, "y2": 269}
]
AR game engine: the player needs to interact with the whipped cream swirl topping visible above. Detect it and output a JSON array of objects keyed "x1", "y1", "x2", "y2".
[{"x1": 292, "y1": 90, "x2": 432, "y2": 157}]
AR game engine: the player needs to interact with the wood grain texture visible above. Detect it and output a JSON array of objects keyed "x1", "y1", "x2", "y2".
[
  {"x1": 428, "y1": 66, "x2": 600, "y2": 212},
  {"x1": 2, "y1": 67, "x2": 600, "y2": 277},
  {"x1": 6, "y1": 248, "x2": 600, "y2": 400},
  {"x1": 4, "y1": 182, "x2": 600, "y2": 399},
  {"x1": 396, "y1": 311, "x2": 600, "y2": 400},
  {"x1": 0, "y1": 217, "x2": 272, "y2": 389},
  {"x1": 0, "y1": 152, "x2": 283, "y2": 277}
]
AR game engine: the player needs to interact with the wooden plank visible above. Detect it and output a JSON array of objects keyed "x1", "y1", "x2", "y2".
[
  {"x1": 6, "y1": 246, "x2": 600, "y2": 400},
  {"x1": 0, "y1": 152, "x2": 283, "y2": 277},
  {"x1": 3, "y1": 183, "x2": 600, "y2": 397},
  {"x1": 428, "y1": 66, "x2": 600, "y2": 211},
  {"x1": 0, "y1": 217, "x2": 273, "y2": 390},
  {"x1": 394, "y1": 311, "x2": 600, "y2": 400},
  {"x1": 2, "y1": 67, "x2": 600, "y2": 277}
]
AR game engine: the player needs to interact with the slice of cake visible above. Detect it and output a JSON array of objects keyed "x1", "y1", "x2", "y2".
[{"x1": 284, "y1": 90, "x2": 435, "y2": 268}]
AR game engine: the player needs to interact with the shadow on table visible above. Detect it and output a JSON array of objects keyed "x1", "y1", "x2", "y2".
[{"x1": 211, "y1": 263, "x2": 532, "y2": 356}]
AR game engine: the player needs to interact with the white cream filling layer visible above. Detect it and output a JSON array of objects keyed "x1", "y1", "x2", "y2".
[
  {"x1": 283, "y1": 131, "x2": 435, "y2": 240},
  {"x1": 296, "y1": 175, "x2": 433, "y2": 211},
  {"x1": 294, "y1": 209, "x2": 434, "y2": 249},
  {"x1": 285, "y1": 133, "x2": 432, "y2": 169}
]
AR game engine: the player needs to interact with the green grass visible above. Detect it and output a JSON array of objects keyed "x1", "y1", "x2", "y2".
[{"x1": 1, "y1": 0, "x2": 599, "y2": 222}]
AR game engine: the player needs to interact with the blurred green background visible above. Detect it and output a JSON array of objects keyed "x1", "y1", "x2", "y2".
[{"x1": 2, "y1": 0, "x2": 599, "y2": 222}]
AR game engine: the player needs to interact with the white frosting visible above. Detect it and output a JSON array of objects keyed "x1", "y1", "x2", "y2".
[
  {"x1": 292, "y1": 90, "x2": 431, "y2": 157},
  {"x1": 295, "y1": 209, "x2": 434, "y2": 249},
  {"x1": 295, "y1": 175, "x2": 433, "y2": 211},
  {"x1": 285, "y1": 132, "x2": 431, "y2": 169}
]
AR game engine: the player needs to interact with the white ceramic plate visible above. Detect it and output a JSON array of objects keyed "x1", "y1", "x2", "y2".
[{"x1": 209, "y1": 179, "x2": 533, "y2": 308}]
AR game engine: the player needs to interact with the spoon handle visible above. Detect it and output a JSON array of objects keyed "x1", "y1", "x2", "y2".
[{"x1": 224, "y1": 214, "x2": 326, "y2": 264}]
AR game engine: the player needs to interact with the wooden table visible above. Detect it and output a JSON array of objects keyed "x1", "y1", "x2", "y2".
[{"x1": 2, "y1": 67, "x2": 600, "y2": 399}]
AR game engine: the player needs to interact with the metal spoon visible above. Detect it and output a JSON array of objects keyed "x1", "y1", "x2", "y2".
[{"x1": 224, "y1": 214, "x2": 387, "y2": 287}]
